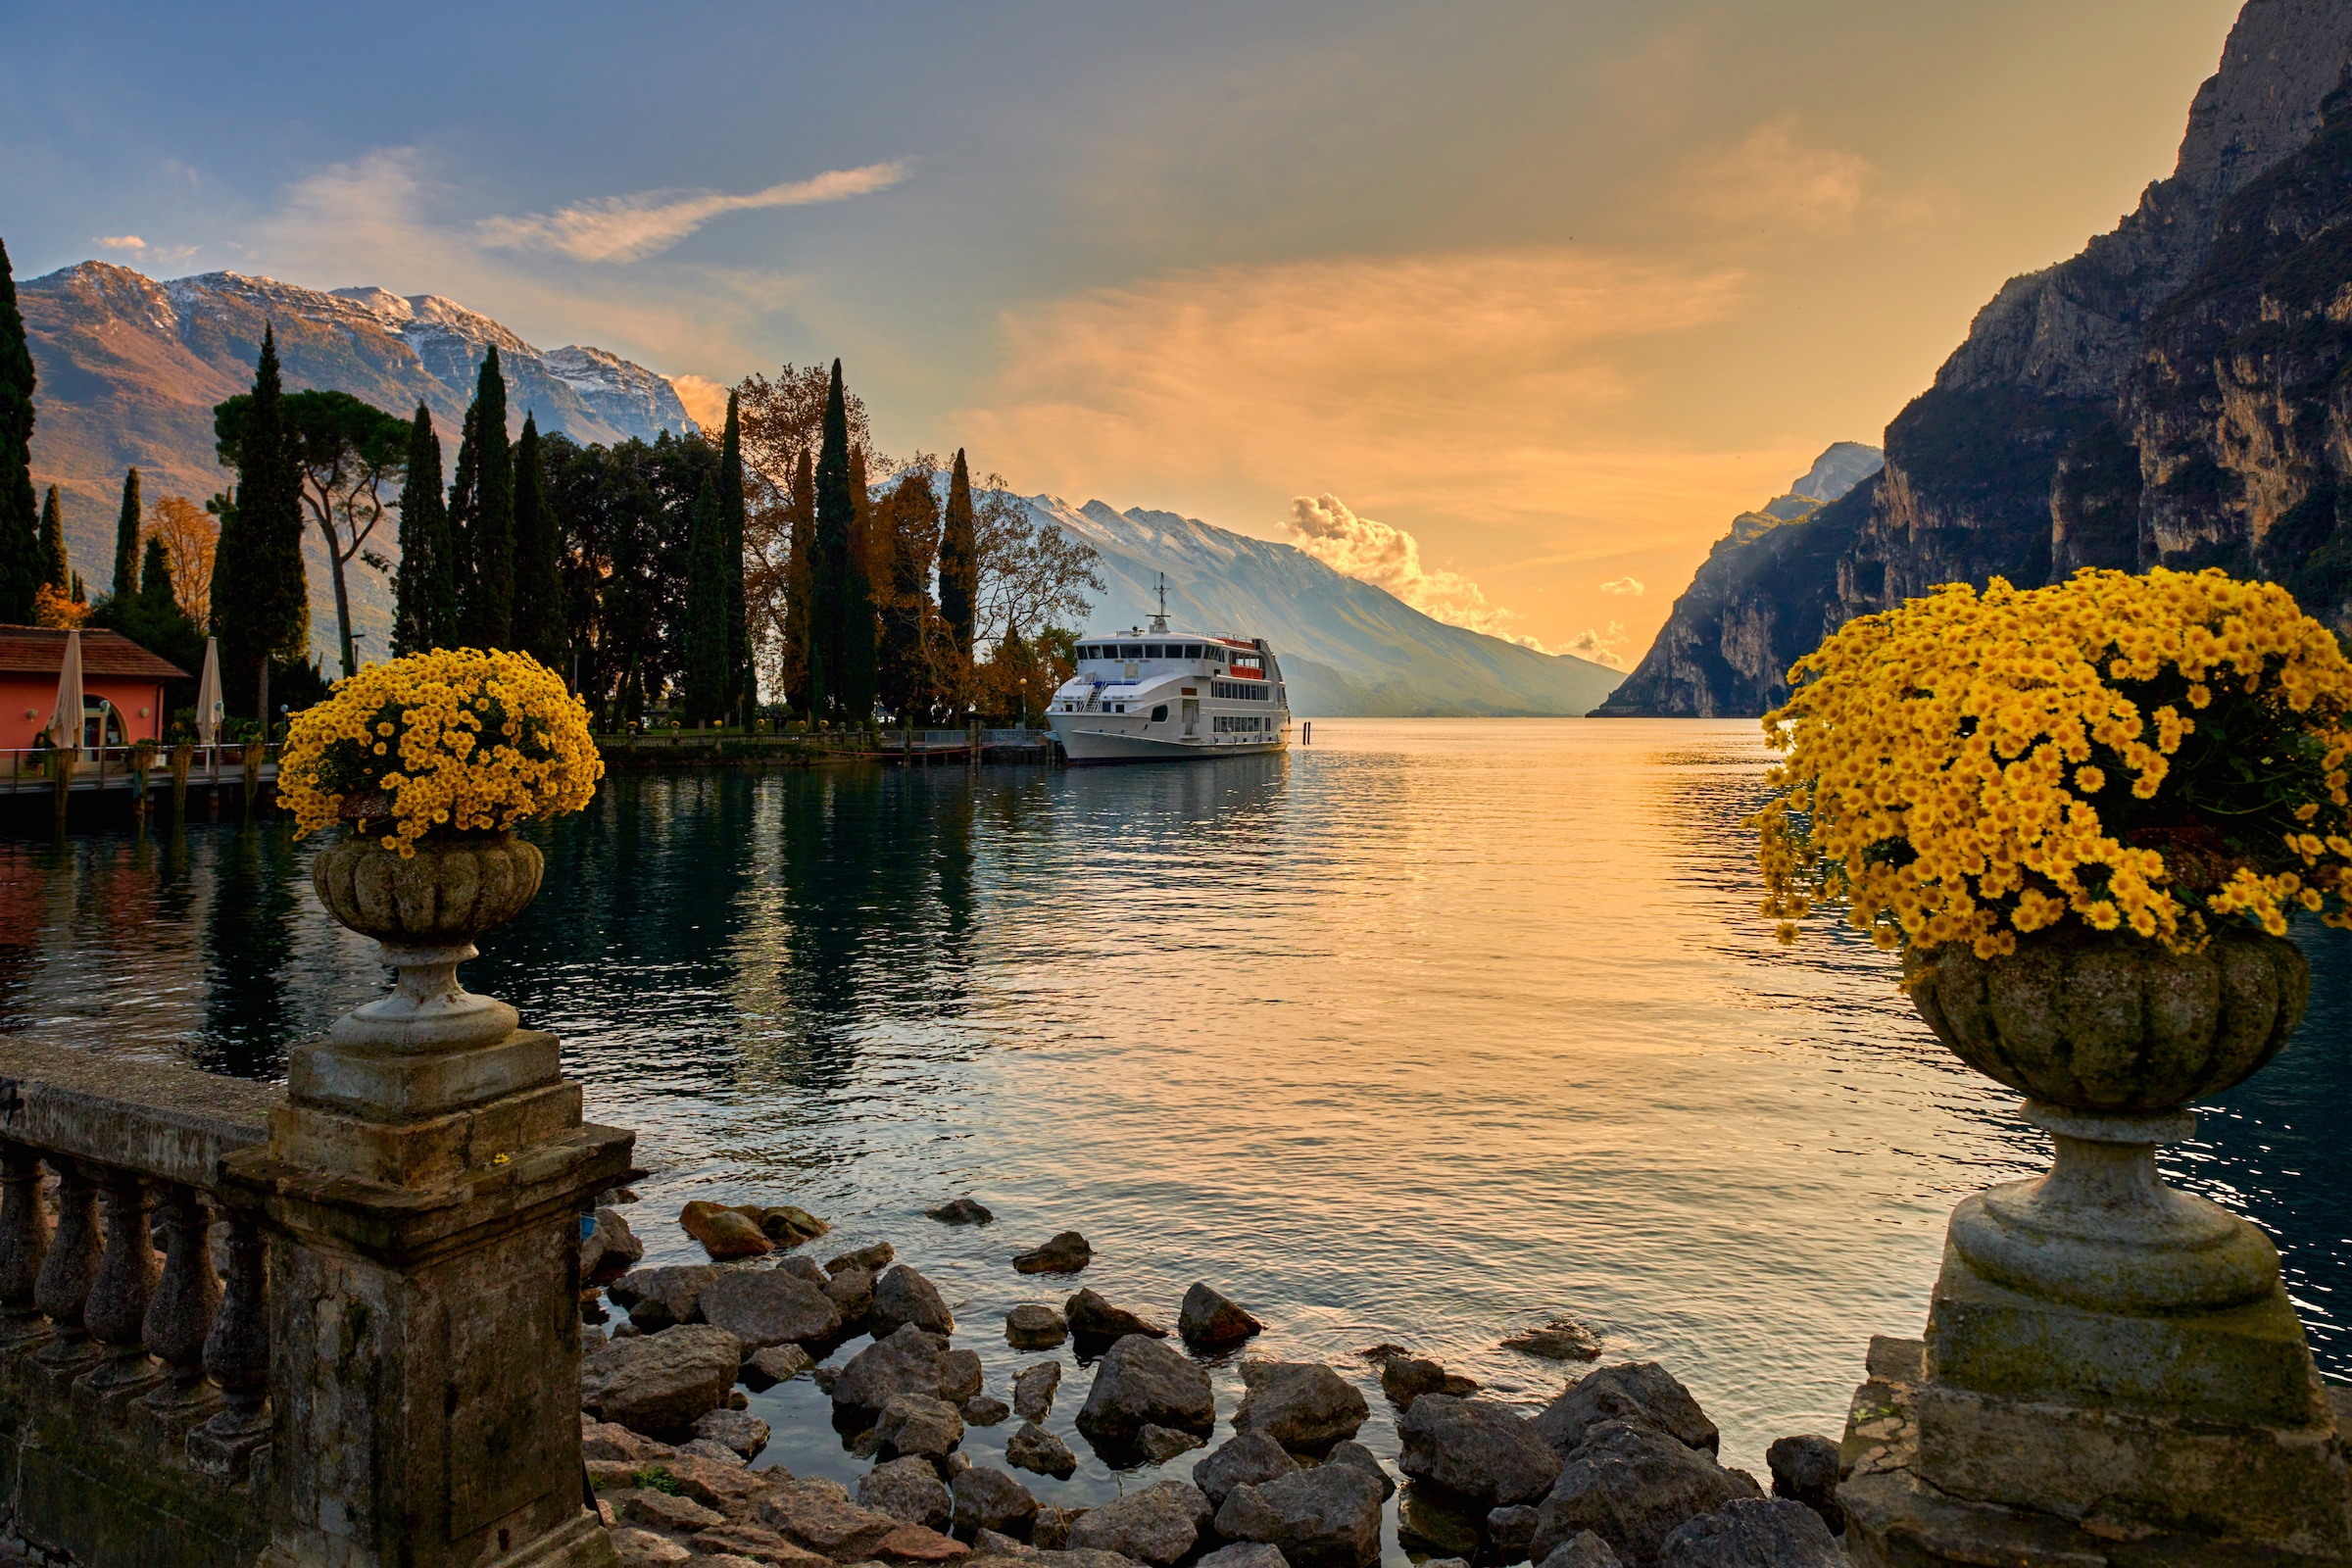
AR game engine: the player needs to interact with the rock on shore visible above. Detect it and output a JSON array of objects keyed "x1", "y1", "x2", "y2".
[
  {"x1": 608, "y1": 1264, "x2": 719, "y2": 1332},
  {"x1": 582, "y1": 1207, "x2": 645, "y2": 1286},
  {"x1": 1012, "y1": 1232, "x2": 1093, "y2": 1274},
  {"x1": 1064, "y1": 1288, "x2": 1166, "y2": 1341},
  {"x1": 1397, "y1": 1394, "x2": 1562, "y2": 1505},
  {"x1": 581, "y1": 1324, "x2": 743, "y2": 1435},
  {"x1": 1535, "y1": 1363, "x2": 1720, "y2": 1458},
  {"x1": 1213, "y1": 1465, "x2": 1385, "y2": 1568},
  {"x1": 928, "y1": 1198, "x2": 996, "y2": 1225},
  {"x1": 1066, "y1": 1480, "x2": 1212, "y2": 1565},
  {"x1": 873, "y1": 1264, "x2": 957, "y2": 1337},
  {"x1": 1005, "y1": 1304, "x2": 1069, "y2": 1348},
  {"x1": 1194, "y1": 1431, "x2": 1300, "y2": 1509},
  {"x1": 1177, "y1": 1283, "x2": 1263, "y2": 1348},
  {"x1": 1074, "y1": 1335, "x2": 1214, "y2": 1442},
  {"x1": 681, "y1": 1200, "x2": 777, "y2": 1260},
  {"x1": 1231, "y1": 1361, "x2": 1368, "y2": 1452},
  {"x1": 1530, "y1": 1420, "x2": 1759, "y2": 1567},
  {"x1": 1012, "y1": 1361, "x2": 1061, "y2": 1422},
  {"x1": 698, "y1": 1267, "x2": 843, "y2": 1347},
  {"x1": 1657, "y1": 1497, "x2": 1843, "y2": 1568}
]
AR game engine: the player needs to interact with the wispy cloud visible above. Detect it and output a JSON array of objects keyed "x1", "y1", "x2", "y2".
[
  {"x1": 476, "y1": 163, "x2": 911, "y2": 264},
  {"x1": 1285, "y1": 493, "x2": 1532, "y2": 645},
  {"x1": 1566, "y1": 621, "x2": 1631, "y2": 668},
  {"x1": 1599, "y1": 576, "x2": 1643, "y2": 596},
  {"x1": 94, "y1": 234, "x2": 146, "y2": 250}
]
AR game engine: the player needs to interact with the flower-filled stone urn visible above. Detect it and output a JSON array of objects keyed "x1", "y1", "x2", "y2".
[{"x1": 1749, "y1": 569, "x2": 2352, "y2": 1558}]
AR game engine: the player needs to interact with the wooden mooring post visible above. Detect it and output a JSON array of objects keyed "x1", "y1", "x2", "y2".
[{"x1": 172, "y1": 742, "x2": 191, "y2": 823}]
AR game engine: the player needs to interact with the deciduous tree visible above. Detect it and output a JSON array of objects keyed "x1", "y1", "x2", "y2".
[{"x1": 146, "y1": 494, "x2": 218, "y2": 627}]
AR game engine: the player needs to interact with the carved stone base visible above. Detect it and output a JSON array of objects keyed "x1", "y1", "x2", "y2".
[{"x1": 268, "y1": 1075, "x2": 583, "y2": 1188}]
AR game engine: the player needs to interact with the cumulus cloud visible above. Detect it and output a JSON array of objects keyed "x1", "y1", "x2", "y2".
[
  {"x1": 476, "y1": 162, "x2": 910, "y2": 264},
  {"x1": 1600, "y1": 576, "x2": 1643, "y2": 596},
  {"x1": 668, "y1": 373, "x2": 733, "y2": 431},
  {"x1": 94, "y1": 235, "x2": 146, "y2": 251},
  {"x1": 1566, "y1": 621, "x2": 1631, "y2": 668},
  {"x1": 1285, "y1": 493, "x2": 1539, "y2": 646}
]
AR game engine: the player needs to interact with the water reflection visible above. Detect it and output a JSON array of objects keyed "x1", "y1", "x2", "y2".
[{"x1": 0, "y1": 721, "x2": 2343, "y2": 1503}]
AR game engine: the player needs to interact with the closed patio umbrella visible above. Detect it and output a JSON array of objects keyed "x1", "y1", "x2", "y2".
[
  {"x1": 195, "y1": 635, "x2": 222, "y2": 745},
  {"x1": 48, "y1": 628, "x2": 83, "y2": 759}
]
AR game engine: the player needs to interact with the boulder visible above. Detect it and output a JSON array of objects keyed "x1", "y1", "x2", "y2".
[
  {"x1": 581, "y1": 1324, "x2": 744, "y2": 1435},
  {"x1": 972, "y1": 1529, "x2": 1036, "y2": 1559},
  {"x1": 1197, "y1": 1546, "x2": 1289, "y2": 1568},
  {"x1": 760, "y1": 1477, "x2": 904, "y2": 1560},
  {"x1": 1004, "y1": 1305, "x2": 1068, "y2": 1349},
  {"x1": 758, "y1": 1204, "x2": 833, "y2": 1246},
  {"x1": 1488, "y1": 1503, "x2": 1540, "y2": 1555},
  {"x1": 1764, "y1": 1436, "x2": 1843, "y2": 1536},
  {"x1": 1398, "y1": 1394, "x2": 1563, "y2": 1505},
  {"x1": 1177, "y1": 1282, "x2": 1263, "y2": 1348},
  {"x1": 745, "y1": 1344, "x2": 817, "y2": 1388},
  {"x1": 862, "y1": 1456, "x2": 957, "y2": 1532},
  {"x1": 1398, "y1": 1481, "x2": 1484, "y2": 1558},
  {"x1": 952, "y1": 1465, "x2": 1040, "y2": 1541},
  {"x1": 964, "y1": 1396, "x2": 1011, "y2": 1426},
  {"x1": 1538, "y1": 1533, "x2": 1624, "y2": 1568},
  {"x1": 825, "y1": 1264, "x2": 878, "y2": 1322},
  {"x1": 1031, "y1": 1506, "x2": 1082, "y2": 1550},
  {"x1": 1502, "y1": 1318, "x2": 1604, "y2": 1362},
  {"x1": 609, "y1": 1264, "x2": 721, "y2": 1332},
  {"x1": 1064, "y1": 1287, "x2": 1167, "y2": 1341},
  {"x1": 942, "y1": 1348, "x2": 985, "y2": 1402},
  {"x1": 1137, "y1": 1423, "x2": 1205, "y2": 1463},
  {"x1": 1194, "y1": 1430, "x2": 1300, "y2": 1508},
  {"x1": 879, "y1": 1524, "x2": 973, "y2": 1564},
  {"x1": 693, "y1": 1407, "x2": 772, "y2": 1460},
  {"x1": 1074, "y1": 1335, "x2": 1216, "y2": 1442},
  {"x1": 1534, "y1": 1364, "x2": 1720, "y2": 1459},
  {"x1": 692, "y1": 1524, "x2": 839, "y2": 1566},
  {"x1": 1012, "y1": 1362, "x2": 1061, "y2": 1423},
  {"x1": 1232, "y1": 1360, "x2": 1369, "y2": 1452},
  {"x1": 623, "y1": 1488, "x2": 729, "y2": 1531},
  {"x1": 834, "y1": 1324, "x2": 952, "y2": 1417},
  {"x1": 639, "y1": 1450, "x2": 772, "y2": 1514},
  {"x1": 1213, "y1": 1465, "x2": 1386, "y2": 1568},
  {"x1": 610, "y1": 1526, "x2": 693, "y2": 1566},
  {"x1": 582, "y1": 1207, "x2": 645, "y2": 1286},
  {"x1": 581, "y1": 1416, "x2": 676, "y2": 1463},
  {"x1": 1379, "y1": 1354, "x2": 1477, "y2": 1410},
  {"x1": 1327, "y1": 1441, "x2": 1396, "y2": 1500},
  {"x1": 1006, "y1": 1421, "x2": 1078, "y2": 1480},
  {"x1": 1657, "y1": 1498, "x2": 1845, "y2": 1568},
  {"x1": 829, "y1": 1242, "x2": 896, "y2": 1275},
  {"x1": 928, "y1": 1198, "x2": 995, "y2": 1225},
  {"x1": 1011, "y1": 1232, "x2": 1092, "y2": 1274},
  {"x1": 701, "y1": 1268, "x2": 845, "y2": 1347},
  {"x1": 780, "y1": 1254, "x2": 831, "y2": 1286},
  {"x1": 677, "y1": 1437, "x2": 750, "y2": 1465},
  {"x1": 874, "y1": 1265, "x2": 957, "y2": 1337},
  {"x1": 1529, "y1": 1421, "x2": 1759, "y2": 1567},
  {"x1": 879, "y1": 1394, "x2": 967, "y2": 1459},
  {"x1": 1066, "y1": 1480, "x2": 1212, "y2": 1566},
  {"x1": 683, "y1": 1200, "x2": 777, "y2": 1260}
]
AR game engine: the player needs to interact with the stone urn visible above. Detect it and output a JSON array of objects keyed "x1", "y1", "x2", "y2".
[
  {"x1": 1870, "y1": 925, "x2": 2349, "y2": 1557},
  {"x1": 311, "y1": 828, "x2": 545, "y2": 1054}
]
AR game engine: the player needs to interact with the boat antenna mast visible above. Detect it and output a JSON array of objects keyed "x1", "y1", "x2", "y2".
[{"x1": 1151, "y1": 571, "x2": 1169, "y2": 634}]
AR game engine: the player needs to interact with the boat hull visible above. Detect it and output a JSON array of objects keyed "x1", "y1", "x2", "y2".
[{"x1": 1049, "y1": 718, "x2": 1286, "y2": 765}]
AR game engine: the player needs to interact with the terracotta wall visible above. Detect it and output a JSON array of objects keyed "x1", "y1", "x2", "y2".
[{"x1": 0, "y1": 676, "x2": 166, "y2": 751}]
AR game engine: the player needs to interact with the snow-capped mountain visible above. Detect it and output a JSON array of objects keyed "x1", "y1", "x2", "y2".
[
  {"x1": 1021, "y1": 494, "x2": 1625, "y2": 716},
  {"x1": 19, "y1": 260, "x2": 698, "y2": 666}
]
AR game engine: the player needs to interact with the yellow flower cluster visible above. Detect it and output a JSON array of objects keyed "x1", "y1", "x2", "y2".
[
  {"x1": 278, "y1": 648, "x2": 604, "y2": 856},
  {"x1": 1749, "y1": 568, "x2": 2352, "y2": 958}
]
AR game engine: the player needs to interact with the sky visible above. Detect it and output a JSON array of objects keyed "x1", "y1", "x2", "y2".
[{"x1": 0, "y1": 0, "x2": 2248, "y2": 663}]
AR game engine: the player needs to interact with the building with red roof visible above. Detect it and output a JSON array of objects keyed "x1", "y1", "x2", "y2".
[{"x1": 0, "y1": 626, "x2": 190, "y2": 751}]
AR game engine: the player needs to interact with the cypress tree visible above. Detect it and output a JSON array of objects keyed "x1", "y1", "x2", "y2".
[
  {"x1": 0, "y1": 237, "x2": 39, "y2": 625},
  {"x1": 70, "y1": 571, "x2": 84, "y2": 605},
  {"x1": 683, "y1": 473, "x2": 727, "y2": 723},
  {"x1": 38, "y1": 485, "x2": 66, "y2": 589},
  {"x1": 137, "y1": 533, "x2": 176, "y2": 622},
  {"x1": 841, "y1": 442, "x2": 877, "y2": 720},
  {"x1": 110, "y1": 466, "x2": 142, "y2": 600},
  {"x1": 782, "y1": 446, "x2": 815, "y2": 717},
  {"x1": 718, "y1": 390, "x2": 752, "y2": 718},
  {"x1": 460, "y1": 348, "x2": 514, "y2": 648},
  {"x1": 510, "y1": 412, "x2": 567, "y2": 672},
  {"x1": 392, "y1": 404, "x2": 456, "y2": 656},
  {"x1": 211, "y1": 325, "x2": 310, "y2": 719},
  {"x1": 446, "y1": 400, "x2": 479, "y2": 634},
  {"x1": 940, "y1": 449, "x2": 978, "y2": 665},
  {"x1": 809, "y1": 361, "x2": 854, "y2": 720}
]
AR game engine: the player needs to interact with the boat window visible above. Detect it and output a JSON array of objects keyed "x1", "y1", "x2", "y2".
[
  {"x1": 1144, "y1": 644, "x2": 1161, "y2": 658},
  {"x1": 1151, "y1": 705, "x2": 1168, "y2": 722},
  {"x1": 1120, "y1": 644, "x2": 1143, "y2": 659}
]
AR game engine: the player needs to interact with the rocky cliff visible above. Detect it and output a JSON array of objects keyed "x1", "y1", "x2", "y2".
[{"x1": 1601, "y1": 0, "x2": 2352, "y2": 716}]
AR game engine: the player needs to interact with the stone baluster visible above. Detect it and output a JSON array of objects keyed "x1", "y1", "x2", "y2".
[
  {"x1": 32, "y1": 1157, "x2": 102, "y2": 1369},
  {"x1": 0, "y1": 1143, "x2": 52, "y2": 1346},
  {"x1": 83, "y1": 1166, "x2": 163, "y2": 1392},
  {"x1": 197, "y1": 1215, "x2": 269, "y2": 1438},
  {"x1": 141, "y1": 1183, "x2": 220, "y2": 1404}
]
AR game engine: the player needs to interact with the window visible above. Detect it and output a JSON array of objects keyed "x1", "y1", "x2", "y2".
[
  {"x1": 1119, "y1": 644, "x2": 1141, "y2": 660},
  {"x1": 1151, "y1": 705, "x2": 1168, "y2": 722}
]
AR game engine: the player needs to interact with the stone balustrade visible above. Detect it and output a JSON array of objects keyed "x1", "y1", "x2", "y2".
[{"x1": 0, "y1": 1036, "x2": 281, "y2": 1566}]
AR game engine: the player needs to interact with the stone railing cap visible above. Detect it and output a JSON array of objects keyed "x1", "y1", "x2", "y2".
[{"x1": 0, "y1": 1036, "x2": 280, "y2": 1189}]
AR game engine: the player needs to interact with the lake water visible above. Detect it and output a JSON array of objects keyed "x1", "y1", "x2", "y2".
[{"x1": 3, "y1": 718, "x2": 2344, "y2": 1549}]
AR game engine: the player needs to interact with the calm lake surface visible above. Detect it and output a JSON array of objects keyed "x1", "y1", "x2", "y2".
[{"x1": 3, "y1": 718, "x2": 2345, "y2": 1545}]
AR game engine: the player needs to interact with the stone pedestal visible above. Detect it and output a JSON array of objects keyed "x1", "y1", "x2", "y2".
[
  {"x1": 1842, "y1": 1104, "x2": 2352, "y2": 1565},
  {"x1": 227, "y1": 835, "x2": 634, "y2": 1568}
]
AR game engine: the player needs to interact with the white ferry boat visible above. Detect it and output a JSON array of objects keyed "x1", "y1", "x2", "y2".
[{"x1": 1048, "y1": 590, "x2": 1291, "y2": 764}]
